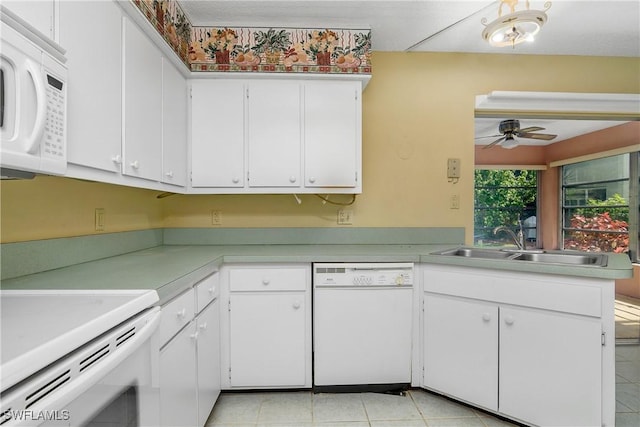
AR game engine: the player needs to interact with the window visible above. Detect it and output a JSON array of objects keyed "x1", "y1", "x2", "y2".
[
  {"x1": 561, "y1": 153, "x2": 638, "y2": 258},
  {"x1": 474, "y1": 170, "x2": 538, "y2": 248}
]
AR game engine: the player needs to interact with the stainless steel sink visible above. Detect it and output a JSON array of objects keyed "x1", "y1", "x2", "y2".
[
  {"x1": 432, "y1": 247, "x2": 608, "y2": 267},
  {"x1": 432, "y1": 248, "x2": 517, "y2": 260},
  {"x1": 511, "y1": 252, "x2": 608, "y2": 267}
]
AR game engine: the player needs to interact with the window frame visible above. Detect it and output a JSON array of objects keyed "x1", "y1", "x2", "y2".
[
  {"x1": 559, "y1": 152, "x2": 638, "y2": 261},
  {"x1": 473, "y1": 169, "x2": 540, "y2": 248}
]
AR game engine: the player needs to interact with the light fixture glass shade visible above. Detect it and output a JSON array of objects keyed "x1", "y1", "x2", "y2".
[
  {"x1": 482, "y1": 6, "x2": 550, "y2": 47},
  {"x1": 501, "y1": 136, "x2": 519, "y2": 149}
]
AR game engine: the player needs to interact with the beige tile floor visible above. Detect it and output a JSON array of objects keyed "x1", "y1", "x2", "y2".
[
  {"x1": 205, "y1": 389, "x2": 519, "y2": 427},
  {"x1": 205, "y1": 344, "x2": 640, "y2": 427}
]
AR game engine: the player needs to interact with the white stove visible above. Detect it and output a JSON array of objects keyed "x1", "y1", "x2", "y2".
[{"x1": 0, "y1": 289, "x2": 160, "y2": 426}]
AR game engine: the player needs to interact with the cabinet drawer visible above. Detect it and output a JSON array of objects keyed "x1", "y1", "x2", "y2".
[
  {"x1": 159, "y1": 289, "x2": 195, "y2": 345},
  {"x1": 230, "y1": 267, "x2": 307, "y2": 291},
  {"x1": 196, "y1": 273, "x2": 220, "y2": 313}
]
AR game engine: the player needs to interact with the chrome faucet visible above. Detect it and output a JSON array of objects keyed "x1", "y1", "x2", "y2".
[{"x1": 493, "y1": 218, "x2": 525, "y2": 250}]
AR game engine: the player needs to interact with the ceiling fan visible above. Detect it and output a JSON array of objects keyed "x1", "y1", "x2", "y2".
[{"x1": 478, "y1": 119, "x2": 557, "y2": 149}]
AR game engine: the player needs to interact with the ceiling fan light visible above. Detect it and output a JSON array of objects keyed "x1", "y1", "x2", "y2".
[{"x1": 501, "y1": 137, "x2": 519, "y2": 149}]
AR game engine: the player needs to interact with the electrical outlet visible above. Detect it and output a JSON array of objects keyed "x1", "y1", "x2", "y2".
[
  {"x1": 447, "y1": 158, "x2": 461, "y2": 178},
  {"x1": 337, "y1": 209, "x2": 353, "y2": 225},
  {"x1": 95, "y1": 208, "x2": 105, "y2": 231},
  {"x1": 211, "y1": 210, "x2": 222, "y2": 225},
  {"x1": 450, "y1": 195, "x2": 460, "y2": 209}
]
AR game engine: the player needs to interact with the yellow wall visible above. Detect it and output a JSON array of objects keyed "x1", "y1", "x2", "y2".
[
  {"x1": 1, "y1": 52, "x2": 638, "y2": 243},
  {"x1": 0, "y1": 177, "x2": 163, "y2": 242}
]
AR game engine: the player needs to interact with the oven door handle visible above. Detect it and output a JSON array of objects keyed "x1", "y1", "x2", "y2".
[{"x1": 26, "y1": 308, "x2": 161, "y2": 423}]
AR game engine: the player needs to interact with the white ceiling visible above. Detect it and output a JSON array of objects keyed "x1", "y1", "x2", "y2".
[
  {"x1": 179, "y1": 0, "x2": 640, "y2": 57},
  {"x1": 179, "y1": 0, "x2": 639, "y2": 145},
  {"x1": 474, "y1": 118, "x2": 628, "y2": 147}
]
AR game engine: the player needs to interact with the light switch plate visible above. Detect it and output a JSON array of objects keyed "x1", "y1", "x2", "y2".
[{"x1": 447, "y1": 158, "x2": 461, "y2": 178}]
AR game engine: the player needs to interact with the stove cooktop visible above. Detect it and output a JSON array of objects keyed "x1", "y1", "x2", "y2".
[{"x1": 0, "y1": 289, "x2": 159, "y2": 391}]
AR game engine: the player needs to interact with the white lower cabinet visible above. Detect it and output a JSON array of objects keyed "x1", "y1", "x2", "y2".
[
  {"x1": 421, "y1": 265, "x2": 612, "y2": 427},
  {"x1": 423, "y1": 294, "x2": 498, "y2": 411},
  {"x1": 160, "y1": 320, "x2": 198, "y2": 427},
  {"x1": 223, "y1": 264, "x2": 311, "y2": 388},
  {"x1": 196, "y1": 298, "x2": 221, "y2": 426},
  {"x1": 158, "y1": 272, "x2": 221, "y2": 427},
  {"x1": 498, "y1": 305, "x2": 602, "y2": 426}
]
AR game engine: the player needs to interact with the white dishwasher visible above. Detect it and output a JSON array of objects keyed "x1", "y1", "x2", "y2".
[{"x1": 313, "y1": 263, "x2": 414, "y2": 392}]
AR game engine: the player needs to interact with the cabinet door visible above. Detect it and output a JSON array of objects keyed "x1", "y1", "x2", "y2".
[
  {"x1": 196, "y1": 300, "x2": 221, "y2": 426},
  {"x1": 59, "y1": 1, "x2": 122, "y2": 173},
  {"x1": 3, "y1": 1, "x2": 54, "y2": 40},
  {"x1": 191, "y1": 80, "x2": 245, "y2": 187},
  {"x1": 229, "y1": 293, "x2": 306, "y2": 387},
  {"x1": 123, "y1": 17, "x2": 162, "y2": 181},
  {"x1": 304, "y1": 81, "x2": 359, "y2": 188},
  {"x1": 247, "y1": 81, "x2": 301, "y2": 188},
  {"x1": 499, "y1": 306, "x2": 602, "y2": 426},
  {"x1": 423, "y1": 294, "x2": 498, "y2": 411},
  {"x1": 161, "y1": 58, "x2": 187, "y2": 187},
  {"x1": 159, "y1": 323, "x2": 197, "y2": 427}
]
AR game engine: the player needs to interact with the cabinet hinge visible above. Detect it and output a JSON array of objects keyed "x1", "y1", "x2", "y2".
[
  {"x1": 246, "y1": 88, "x2": 249, "y2": 99},
  {"x1": 355, "y1": 90, "x2": 358, "y2": 101},
  {"x1": 228, "y1": 300, "x2": 231, "y2": 312},
  {"x1": 355, "y1": 172, "x2": 358, "y2": 183},
  {"x1": 189, "y1": 87, "x2": 192, "y2": 98},
  {"x1": 228, "y1": 367, "x2": 232, "y2": 380},
  {"x1": 602, "y1": 332, "x2": 606, "y2": 346}
]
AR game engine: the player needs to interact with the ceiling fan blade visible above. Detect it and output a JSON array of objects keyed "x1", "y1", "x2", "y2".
[
  {"x1": 475, "y1": 134, "x2": 503, "y2": 139},
  {"x1": 518, "y1": 126, "x2": 545, "y2": 133},
  {"x1": 518, "y1": 132, "x2": 557, "y2": 141},
  {"x1": 483, "y1": 136, "x2": 506, "y2": 149}
]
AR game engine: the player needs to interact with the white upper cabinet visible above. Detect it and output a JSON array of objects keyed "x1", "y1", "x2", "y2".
[
  {"x1": 59, "y1": 1, "x2": 122, "y2": 173},
  {"x1": 190, "y1": 80, "x2": 245, "y2": 188},
  {"x1": 3, "y1": 1, "x2": 55, "y2": 40},
  {"x1": 189, "y1": 78, "x2": 363, "y2": 194},
  {"x1": 123, "y1": 16, "x2": 162, "y2": 182},
  {"x1": 247, "y1": 81, "x2": 301, "y2": 188},
  {"x1": 304, "y1": 81, "x2": 360, "y2": 188},
  {"x1": 161, "y1": 58, "x2": 187, "y2": 187}
]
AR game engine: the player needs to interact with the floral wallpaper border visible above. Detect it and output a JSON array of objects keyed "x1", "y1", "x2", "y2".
[{"x1": 131, "y1": 0, "x2": 372, "y2": 75}]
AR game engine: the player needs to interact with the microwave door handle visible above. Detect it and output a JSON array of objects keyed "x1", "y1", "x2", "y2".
[
  {"x1": 24, "y1": 59, "x2": 47, "y2": 154},
  {"x1": 1, "y1": 68, "x2": 4, "y2": 128}
]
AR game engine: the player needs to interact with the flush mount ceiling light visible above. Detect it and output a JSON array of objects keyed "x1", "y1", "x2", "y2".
[{"x1": 481, "y1": 1, "x2": 552, "y2": 48}]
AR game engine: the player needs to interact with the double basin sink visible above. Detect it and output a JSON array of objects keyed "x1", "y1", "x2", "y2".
[{"x1": 432, "y1": 247, "x2": 608, "y2": 267}]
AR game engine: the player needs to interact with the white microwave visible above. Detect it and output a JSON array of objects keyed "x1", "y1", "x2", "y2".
[{"x1": 0, "y1": 6, "x2": 67, "y2": 177}]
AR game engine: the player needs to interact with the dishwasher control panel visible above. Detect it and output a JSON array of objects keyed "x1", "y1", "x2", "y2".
[{"x1": 314, "y1": 263, "x2": 414, "y2": 287}]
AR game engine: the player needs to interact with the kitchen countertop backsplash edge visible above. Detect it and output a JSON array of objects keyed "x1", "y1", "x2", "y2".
[{"x1": 0, "y1": 227, "x2": 632, "y2": 306}]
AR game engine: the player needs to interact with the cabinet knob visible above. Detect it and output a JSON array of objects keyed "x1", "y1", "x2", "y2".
[
  {"x1": 232, "y1": 177, "x2": 240, "y2": 184},
  {"x1": 262, "y1": 278, "x2": 270, "y2": 286},
  {"x1": 165, "y1": 171, "x2": 173, "y2": 178},
  {"x1": 292, "y1": 301, "x2": 301, "y2": 310},
  {"x1": 208, "y1": 286, "x2": 215, "y2": 294},
  {"x1": 111, "y1": 155, "x2": 122, "y2": 164},
  {"x1": 176, "y1": 308, "x2": 186, "y2": 319},
  {"x1": 308, "y1": 176, "x2": 316, "y2": 184},
  {"x1": 482, "y1": 313, "x2": 491, "y2": 322},
  {"x1": 190, "y1": 331, "x2": 199, "y2": 340},
  {"x1": 199, "y1": 322, "x2": 208, "y2": 330},
  {"x1": 289, "y1": 175, "x2": 297, "y2": 183},
  {"x1": 130, "y1": 160, "x2": 140, "y2": 169},
  {"x1": 504, "y1": 316, "x2": 515, "y2": 326}
]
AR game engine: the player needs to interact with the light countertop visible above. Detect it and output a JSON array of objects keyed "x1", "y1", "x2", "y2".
[{"x1": 0, "y1": 244, "x2": 633, "y2": 305}]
